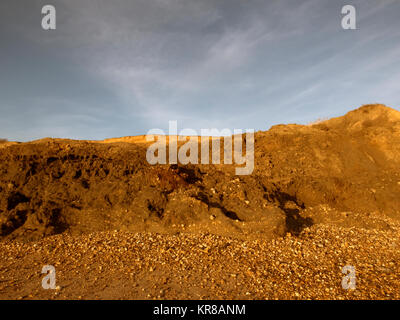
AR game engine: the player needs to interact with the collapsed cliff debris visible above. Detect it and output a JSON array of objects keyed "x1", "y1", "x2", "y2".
[{"x1": 0, "y1": 104, "x2": 399, "y2": 241}]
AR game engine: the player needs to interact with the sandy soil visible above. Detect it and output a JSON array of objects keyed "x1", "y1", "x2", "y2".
[{"x1": 1, "y1": 104, "x2": 400, "y2": 299}]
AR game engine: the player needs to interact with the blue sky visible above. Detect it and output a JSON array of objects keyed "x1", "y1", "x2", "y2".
[{"x1": 0, "y1": 0, "x2": 399, "y2": 141}]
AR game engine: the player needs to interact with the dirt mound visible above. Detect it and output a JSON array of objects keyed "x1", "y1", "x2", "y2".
[
  {"x1": 319, "y1": 104, "x2": 400, "y2": 129},
  {"x1": 1, "y1": 104, "x2": 400, "y2": 241}
]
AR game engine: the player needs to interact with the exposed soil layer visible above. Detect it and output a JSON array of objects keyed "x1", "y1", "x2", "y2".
[
  {"x1": 1, "y1": 104, "x2": 400, "y2": 241},
  {"x1": 0, "y1": 104, "x2": 400, "y2": 299}
]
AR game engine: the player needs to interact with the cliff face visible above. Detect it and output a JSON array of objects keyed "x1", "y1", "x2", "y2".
[{"x1": 1, "y1": 104, "x2": 400, "y2": 241}]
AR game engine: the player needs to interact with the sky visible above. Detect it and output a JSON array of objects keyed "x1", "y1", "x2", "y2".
[{"x1": 0, "y1": 0, "x2": 399, "y2": 141}]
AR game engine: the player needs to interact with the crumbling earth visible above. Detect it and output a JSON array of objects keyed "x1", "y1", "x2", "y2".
[{"x1": 0, "y1": 104, "x2": 400, "y2": 299}]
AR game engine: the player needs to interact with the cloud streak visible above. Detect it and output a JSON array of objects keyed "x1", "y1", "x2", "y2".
[{"x1": 0, "y1": 0, "x2": 399, "y2": 140}]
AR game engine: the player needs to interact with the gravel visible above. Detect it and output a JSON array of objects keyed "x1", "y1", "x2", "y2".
[{"x1": 1, "y1": 219, "x2": 399, "y2": 300}]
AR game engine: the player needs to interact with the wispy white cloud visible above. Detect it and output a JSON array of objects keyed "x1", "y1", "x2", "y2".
[{"x1": 0, "y1": 0, "x2": 399, "y2": 140}]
